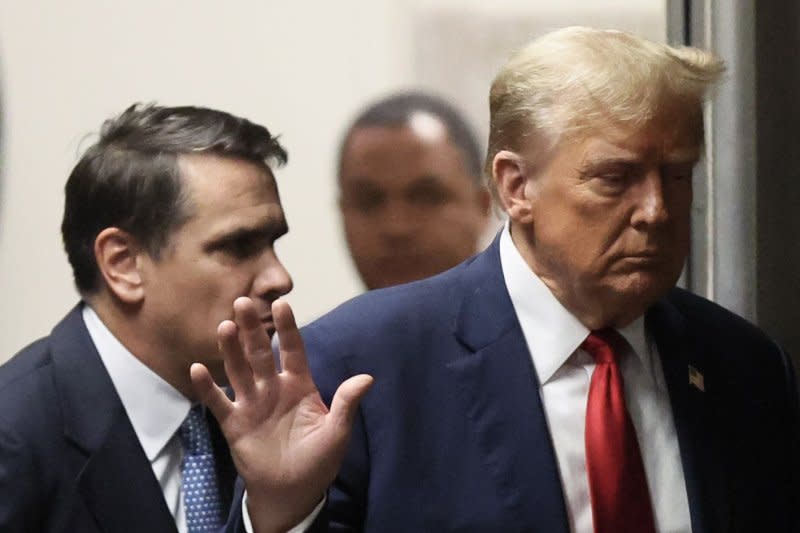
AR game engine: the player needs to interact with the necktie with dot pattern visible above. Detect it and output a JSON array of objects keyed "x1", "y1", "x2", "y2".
[{"x1": 179, "y1": 405, "x2": 225, "y2": 532}]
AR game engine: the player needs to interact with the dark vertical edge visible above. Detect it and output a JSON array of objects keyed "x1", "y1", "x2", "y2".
[{"x1": 754, "y1": 0, "x2": 800, "y2": 383}]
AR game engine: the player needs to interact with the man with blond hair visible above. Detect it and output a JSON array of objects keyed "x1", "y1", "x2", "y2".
[{"x1": 203, "y1": 27, "x2": 799, "y2": 532}]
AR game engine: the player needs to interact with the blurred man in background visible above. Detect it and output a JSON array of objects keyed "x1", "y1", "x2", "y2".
[{"x1": 337, "y1": 91, "x2": 491, "y2": 289}]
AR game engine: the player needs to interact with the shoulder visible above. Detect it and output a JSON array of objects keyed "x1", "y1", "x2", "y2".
[
  {"x1": 0, "y1": 307, "x2": 89, "y2": 444},
  {"x1": 663, "y1": 288, "x2": 778, "y2": 350},
  {"x1": 0, "y1": 337, "x2": 67, "y2": 528},
  {"x1": 300, "y1": 261, "x2": 473, "y2": 396},
  {"x1": 304, "y1": 262, "x2": 466, "y2": 351},
  {"x1": 0, "y1": 335, "x2": 62, "y2": 433},
  {"x1": 0, "y1": 337, "x2": 58, "y2": 409},
  {"x1": 0, "y1": 334, "x2": 63, "y2": 511},
  {"x1": 660, "y1": 288, "x2": 795, "y2": 392}
]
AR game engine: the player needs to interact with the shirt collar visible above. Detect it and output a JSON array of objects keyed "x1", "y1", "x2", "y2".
[
  {"x1": 82, "y1": 304, "x2": 191, "y2": 461},
  {"x1": 617, "y1": 316, "x2": 649, "y2": 370},
  {"x1": 499, "y1": 223, "x2": 650, "y2": 384}
]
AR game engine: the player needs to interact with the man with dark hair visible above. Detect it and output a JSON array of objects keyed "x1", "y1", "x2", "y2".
[
  {"x1": 0, "y1": 103, "x2": 370, "y2": 533},
  {"x1": 337, "y1": 91, "x2": 490, "y2": 289}
]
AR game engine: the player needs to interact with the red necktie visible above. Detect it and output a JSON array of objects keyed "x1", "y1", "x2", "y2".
[{"x1": 583, "y1": 329, "x2": 657, "y2": 533}]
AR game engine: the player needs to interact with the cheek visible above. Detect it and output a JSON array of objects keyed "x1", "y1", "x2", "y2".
[
  {"x1": 425, "y1": 206, "x2": 481, "y2": 246},
  {"x1": 343, "y1": 215, "x2": 380, "y2": 255},
  {"x1": 674, "y1": 200, "x2": 693, "y2": 235},
  {"x1": 190, "y1": 267, "x2": 253, "y2": 311},
  {"x1": 537, "y1": 208, "x2": 625, "y2": 277}
]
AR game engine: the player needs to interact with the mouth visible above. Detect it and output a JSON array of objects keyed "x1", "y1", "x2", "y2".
[
  {"x1": 615, "y1": 252, "x2": 667, "y2": 270},
  {"x1": 623, "y1": 254, "x2": 661, "y2": 263}
]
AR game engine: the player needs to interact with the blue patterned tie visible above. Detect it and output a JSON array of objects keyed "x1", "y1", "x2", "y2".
[{"x1": 179, "y1": 405, "x2": 225, "y2": 532}]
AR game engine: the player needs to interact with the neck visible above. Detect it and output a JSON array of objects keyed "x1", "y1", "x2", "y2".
[
  {"x1": 86, "y1": 293, "x2": 196, "y2": 400},
  {"x1": 508, "y1": 223, "x2": 644, "y2": 330}
]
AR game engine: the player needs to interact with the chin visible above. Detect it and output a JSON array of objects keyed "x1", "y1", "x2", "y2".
[{"x1": 613, "y1": 274, "x2": 674, "y2": 311}]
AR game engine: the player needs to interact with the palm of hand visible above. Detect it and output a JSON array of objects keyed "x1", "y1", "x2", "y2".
[{"x1": 191, "y1": 297, "x2": 372, "y2": 531}]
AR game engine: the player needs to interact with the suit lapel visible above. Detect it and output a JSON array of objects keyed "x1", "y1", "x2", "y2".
[
  {"x1": 50, "y1": 306, "x2": 178, "y2": 533},
  {"x1": 648, "y1": 296, "x2": 731, "y2": 533},
  {"x1": 449, "y1": 238, "x2": 570, "y2": 532},
  {"x1": 76, "y1": 414, "x2": 179, "y2": 533}
]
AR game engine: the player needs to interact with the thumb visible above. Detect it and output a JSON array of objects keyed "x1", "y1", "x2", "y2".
[{"x1": 328, "y1": 374, "x2": 374, "y2": 438}]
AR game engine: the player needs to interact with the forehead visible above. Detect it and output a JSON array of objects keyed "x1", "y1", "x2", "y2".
[
  {"x1": 341, "y1": 124, "x2": 469, "y2": 183},
  {"x1": 559, "y1": 115, "x2": 703, "y2": 164},
  {"x1": 178, "y1": 153, "x2": 278, "y2": 204},
  {"x1": 175, "y1": 153, "x2": 285, "y2": 232}
]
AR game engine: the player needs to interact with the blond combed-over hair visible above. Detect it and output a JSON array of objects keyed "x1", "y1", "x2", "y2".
[{"x1": 486, "y1": 26, "x2": 726, "y2": 182}]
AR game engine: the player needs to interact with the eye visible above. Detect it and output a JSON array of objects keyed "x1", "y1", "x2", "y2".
[
  {"x1": 408, "y1": 185, "x2": 448, "y2": 206},
  {"x1": 212, "y1": 231, "x2": 275, "y2": 261},
  {"x1": 599, "y1": 173, "x2": 628, "y2": 185},
  {"x1": 222, "y1": 235, "x2": 265, "y2": 259},
  {"x1": 406, "y1": 178, "x2": 453, "y2": 207},
  {"x1": 593, "y1": 171, "x2": 631, "y2": 195},
  {"x1": 352, "y1": 192, "x2": 384, "y2": 213},
  {"x1": 663, "y1": 164, "x2": 694, "y2": 181},
  {"x1": 580, "y1": 162, "x2": 638, "y2": 196},
  {"x1": 342, "y1": 184, "x2": 385, "y2": 214}
]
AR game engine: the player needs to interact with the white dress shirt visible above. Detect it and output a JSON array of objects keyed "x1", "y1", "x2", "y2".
[
  {"x1": 83, "y1": 304, "x2": 192, "y2": 533},
  {"x1": 499, "y1": 225, "x2": 692, "y2": 533},
  {"x1": 82, "y1": 304, "x2": 321, "y2": 533}
]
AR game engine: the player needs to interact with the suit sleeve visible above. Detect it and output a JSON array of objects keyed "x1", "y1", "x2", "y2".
[
  {"x1": 325, "y1": 404, "x2": 368, "y2": 532},
  {"x1": 303, "y1": 320, "x2": 370, "y2": 533}
]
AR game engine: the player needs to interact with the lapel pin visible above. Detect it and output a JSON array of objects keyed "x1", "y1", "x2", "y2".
[{"x1": 688, "y1": 365, "x2": 705, "y2": 392}]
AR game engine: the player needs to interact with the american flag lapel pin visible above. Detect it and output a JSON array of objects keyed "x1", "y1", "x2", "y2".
[{"x1": 688, "y1": 365, "x2": 705, "y2": 392}]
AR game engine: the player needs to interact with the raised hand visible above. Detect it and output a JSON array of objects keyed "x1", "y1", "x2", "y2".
[{"x1": 190, "y1": 296, "x2": 373, "y2": 533}]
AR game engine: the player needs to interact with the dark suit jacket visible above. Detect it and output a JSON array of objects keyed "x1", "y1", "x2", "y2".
[
  {"x1": 0, "y1": 305, "x2": 237, "y2": 533},
  {"x1": 257, "y1": 236, "x2": 797, "y2": 533}
]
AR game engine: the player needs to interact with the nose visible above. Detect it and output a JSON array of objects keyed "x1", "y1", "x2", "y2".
[
  {"x1": 379, "y1": 200, "x2": 418, "y2": 242},
  {"x1": 631, "y1": 171, "x2": 669, "y2": 228},
  {"x1": 251, "y1": 249, "x2": 293, "y2": 301}
]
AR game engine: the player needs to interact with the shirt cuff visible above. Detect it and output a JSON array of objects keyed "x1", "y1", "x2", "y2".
[{"x1": 241, "y1": 490, "x2": 326, "y2": 533}]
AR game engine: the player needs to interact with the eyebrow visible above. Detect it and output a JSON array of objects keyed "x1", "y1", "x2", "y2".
[
  {"x1": 205, "y1": 216, "x2": 289, "y2": 250},
  {"x1": 662, "y1": 152, "x2": 700, "y2": 164},
  {"x1": 580, "y1": 151, "x2": 700, "y2": 169},
  {"x1": 344, "y1": 173, "x2": 449, "y2": 188},
  {"x1": 409, "y1": 174, "x2": 447, "y2": 186},
  {"x1": 577, "y1": 158, "x2": 642, "y2": 174}
]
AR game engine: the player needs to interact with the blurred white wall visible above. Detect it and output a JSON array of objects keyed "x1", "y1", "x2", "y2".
[{"x1": 0, "y1": 0, "x2": 664, "y2": 360}]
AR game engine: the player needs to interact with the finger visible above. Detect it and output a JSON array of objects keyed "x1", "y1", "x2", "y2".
[
  {"x1": 328, "y1": 374, "x2": 374, "y2": 438},
  {"x1": 190, "y1": 362, "x2": 234, "y2": 423},
  {"x1": 273, "y1": 299, "x2": 308, "y2": 375},
  {"x1": 233, "y1": 296, "x2": 276, "y2": 379},
  {"x1": 218, "y1": 319, "x2": 255, "y2": 398}
]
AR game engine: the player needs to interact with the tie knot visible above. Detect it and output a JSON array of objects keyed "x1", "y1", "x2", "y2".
[
  {"x1": 581, "y1": 328, "x2": 626, "y2": 365},
  {"x1": 179, "y1": 405, "x2": 213, "y2": 456}
]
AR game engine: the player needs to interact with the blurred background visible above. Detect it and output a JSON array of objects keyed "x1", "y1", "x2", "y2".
[{"x1": 0, "y1": 1, "x2": 797, "y2": 375}]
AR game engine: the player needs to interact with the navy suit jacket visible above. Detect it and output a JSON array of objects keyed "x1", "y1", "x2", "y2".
[
  {"x1": 0, "y1": 305, "x2": 237, "y2": 533},
  {"x1": 270, "y1": 237, "x2": 799, "y2": 533}
]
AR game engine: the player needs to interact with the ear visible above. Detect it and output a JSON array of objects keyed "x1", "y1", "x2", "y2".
[
  {"x1": 492, "y1": 150, "x2": 535, "y2": 224},
  {"x1": 94, "y1": 227, "x2": 145, "y2": 304}
]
